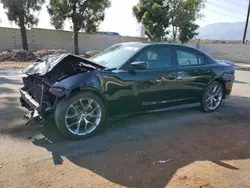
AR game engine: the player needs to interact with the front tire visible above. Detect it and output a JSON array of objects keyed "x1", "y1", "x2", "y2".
[
  {"x1": 54, "y1": 92, "x2": 107, "y2": 139},
  {"x1": 201, "y1": 81, "x2": 224, "y2": 113}
]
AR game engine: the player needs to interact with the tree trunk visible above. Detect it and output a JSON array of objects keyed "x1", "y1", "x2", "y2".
[
  {"x1": 73, "y1": 27, "x2": 79, "y2": 55},
  {"x1": 145, "y1": 30, "x2": 154, "y2": 41},
  {"x1": 19, "y1": 14, "x2": 28, "y2": 51},
  {"x1": 172, "y1": 24, "x2": 177, "y2": 40},
  {"x1": 72, "y1": 1, "x2": 79, "y2": 55},
  {"x1": 172, "y1": 25, "x2": 175, "y2": 40}
]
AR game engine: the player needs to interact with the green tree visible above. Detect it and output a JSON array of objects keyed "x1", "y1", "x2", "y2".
[
  {"x1": 1, "y1": 0, "x2": 45, "y2": 50},
  {"x1": 133, "y1": 0, "x2": 170, "y2": 41},
  {"x1": 133, "y1": 0, "x2": 205, "y2": 43},
  {"x1": 47, "y1": 0, "x2": 111, "y2": 55},
  {"x1": 178, "y1": 22, "x2": 199, "y2": 44},
  {"x1": 168, "y1": 0, "x2": 205, "y2": 42}
]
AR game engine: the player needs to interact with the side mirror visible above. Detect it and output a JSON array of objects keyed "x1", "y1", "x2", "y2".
[{"x1": 130, "y1": 61, "x2": 147, "y2": 70}]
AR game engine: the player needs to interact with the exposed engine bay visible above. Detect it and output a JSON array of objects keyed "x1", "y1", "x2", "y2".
[{"x1": 20, "y1": 54, "x2": 104, "y2": 116}]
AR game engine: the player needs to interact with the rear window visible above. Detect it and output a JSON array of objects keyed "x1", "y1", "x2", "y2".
[{"x1": 176, "y1": 50, "x2": 205, "y2": 67}]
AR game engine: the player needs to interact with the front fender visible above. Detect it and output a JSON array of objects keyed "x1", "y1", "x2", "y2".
[
  {"x1": 49, "y1": 71, "x2": 108, "y2": 112},
  {"x1": 52, "y1": 71, "x2": 102, "y2": 95}
]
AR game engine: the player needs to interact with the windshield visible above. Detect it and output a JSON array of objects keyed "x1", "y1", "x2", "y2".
[{"x1": 89, "y1": 44, "x2": 141, "y2": 69}]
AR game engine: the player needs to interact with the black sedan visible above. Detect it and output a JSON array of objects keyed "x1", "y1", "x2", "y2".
[{"x1": 20, "y1": 42, "x2": 235, "y2": 139}]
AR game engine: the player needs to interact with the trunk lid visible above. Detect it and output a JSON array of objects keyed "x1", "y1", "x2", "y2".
[{"x1": 216, "y1": 59, "x2": 235, "y2": 66}]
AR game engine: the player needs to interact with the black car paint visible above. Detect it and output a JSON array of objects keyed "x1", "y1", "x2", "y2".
[{"x1": 21, "y1": 43, "x2": 235, "y2": 117}]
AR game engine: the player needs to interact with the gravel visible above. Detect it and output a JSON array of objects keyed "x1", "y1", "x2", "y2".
[{"x1": 0, "y1": 49, "x2": 36, "y2": 62}]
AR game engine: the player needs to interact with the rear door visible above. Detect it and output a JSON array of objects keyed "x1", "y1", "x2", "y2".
[{"x1": 172, "y1": 47, "x2": 213, "y2": 105}]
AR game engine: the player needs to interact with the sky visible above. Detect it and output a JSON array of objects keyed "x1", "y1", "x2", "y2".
[{"x1": 0, "y1": 0, "x2": 249, "y2": 37}]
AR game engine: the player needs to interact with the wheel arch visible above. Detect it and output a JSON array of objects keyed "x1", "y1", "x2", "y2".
[
  {"x1": 213, "y1": 78, "x2": 226, "y2": 99},
  {"x1": 69, "y1": 86, "x2": 108, "y2": 113}
]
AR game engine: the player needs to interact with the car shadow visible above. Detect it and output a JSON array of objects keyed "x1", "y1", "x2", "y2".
[
  {"x1": 0, "y1": 96, "x2": 40, "y2": 138},
  {"x1": 235, "y1": 67, "x2": 250, "y2": 71},
  {"x1": 0, "y1": 86, "x2": 16, "y2": 94},
  {"x1": 0, "y1": 77, "x2": 23, "y2": 85},
  {"x1": 235, "y1": 80, "x2": 250, "y2": 84},
  {"x1": 28, "y1": 96, "x2": 250, "y2": 187}
]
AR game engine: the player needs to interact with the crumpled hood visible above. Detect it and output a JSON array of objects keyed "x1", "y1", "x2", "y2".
[{"x1": 23, "y1": 53, "x2": 105, "y2": 76}]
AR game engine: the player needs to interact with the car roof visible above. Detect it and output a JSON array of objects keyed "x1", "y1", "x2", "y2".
[
  {"x1": 125, "y1": 41, "x2": 211, "y2": 55},
  {"x1": 121, "y1": 41, "x2": 196, "y2": 49}
]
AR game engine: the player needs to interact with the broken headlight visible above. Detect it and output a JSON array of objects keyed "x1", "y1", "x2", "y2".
[{"x1": 49, "y1": 87, "x2": 66, "y2": 97}]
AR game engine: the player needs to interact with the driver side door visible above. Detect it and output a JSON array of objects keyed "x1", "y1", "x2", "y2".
[{"x1": 129, "y1": 45, "x2": 179, "y2": 110}]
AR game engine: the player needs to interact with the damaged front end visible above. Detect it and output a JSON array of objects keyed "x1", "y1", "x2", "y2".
[{"x1": 20, "y1": 53, "x2": 104, "y2": 119}]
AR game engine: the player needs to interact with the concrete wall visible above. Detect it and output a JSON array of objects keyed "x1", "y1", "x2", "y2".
[
  {"x1": 0, "y1": 27, "x2": 23, "y2": 50},
  {"x1": 188, "y1": 42, "x2": 250, "y2": 63},
  {"x1": 1, "y1": 27, "x2": 250, "y2": 63},
  {"x1": 0, "y1": 27, "x2": 146, "y2": 54}
]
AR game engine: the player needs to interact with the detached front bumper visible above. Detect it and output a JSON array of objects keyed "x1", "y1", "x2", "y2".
[{"x1": 20, "y1": 89, "x2": 39, "y2": 110}]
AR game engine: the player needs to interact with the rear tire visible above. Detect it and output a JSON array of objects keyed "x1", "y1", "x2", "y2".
[
  {"x1": 54, "y1": 92, "x2": 107, "y2": 139},
  {"x1": 201, "y1": 81, "x2": 224, "y2": 113}
]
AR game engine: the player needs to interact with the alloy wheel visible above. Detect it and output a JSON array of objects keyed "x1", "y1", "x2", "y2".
[
  {"x1": 205, "y1": 85, "x2": 223, "y2": 110},
  {"x1": 65, "y1": 98, "x2": 102, "y2": 136}
]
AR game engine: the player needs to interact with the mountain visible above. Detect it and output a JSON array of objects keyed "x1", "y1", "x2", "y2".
[{"x1": 197, "y1": 22, "x2": 250, "y2": 41}]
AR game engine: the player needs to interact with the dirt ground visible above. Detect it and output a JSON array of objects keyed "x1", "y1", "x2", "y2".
[
  {"x1": 0, "y1": 61, "x2": 31, "y2": 69},
  {"x1": 0, "y1": 65, "x2": 250, "y2": 188}
]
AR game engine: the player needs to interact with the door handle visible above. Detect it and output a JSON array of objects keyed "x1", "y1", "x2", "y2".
[
  {"x1": 205, "y1": 70, "x2": 211, "y2": 75},
  {"x1": 176, "y1": 76, "x2": 183, "y2": 80},
  {"x1": 176, "y1": 71, "x2": 188, "y2": 80},
  {"x1": 167, "y1": 74, "x2": 177, "y2": 81},
  {"x1": 156, "y1": 74, "x2": 177, "y2": 82}
]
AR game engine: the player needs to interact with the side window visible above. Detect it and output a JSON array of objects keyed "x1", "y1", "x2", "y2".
[
  {"x1": 147, "y1": 51, "x2": 158, "y2": 60},
  {"x1": 134, "y1": 46, "x2": 172, "y2": 69},
  {"x1": 176, "y1": 50, "x2": 205, "y2": 67},
  {"x1": 198, "y1": 55, "x2": 205, "y2": 65}
]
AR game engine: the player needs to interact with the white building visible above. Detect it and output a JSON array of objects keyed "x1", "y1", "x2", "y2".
[{"x1": 136, "y1": 23, "x2": 145, "y2": 38}]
